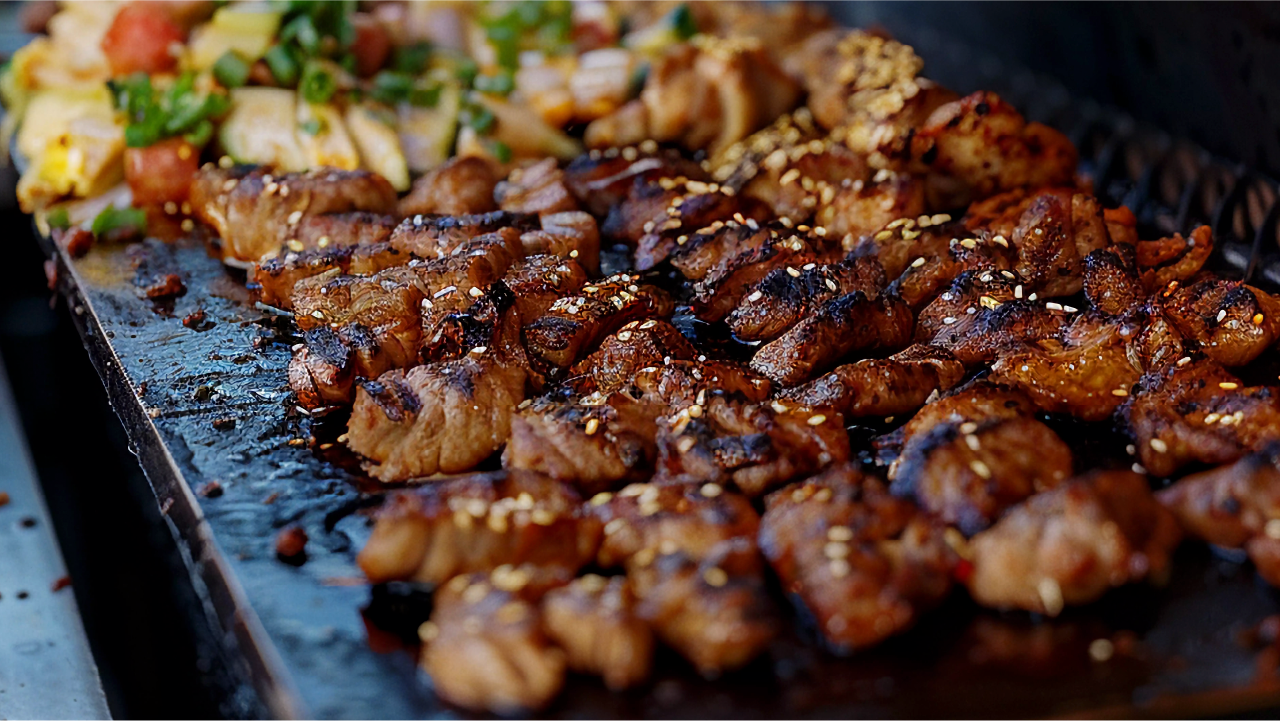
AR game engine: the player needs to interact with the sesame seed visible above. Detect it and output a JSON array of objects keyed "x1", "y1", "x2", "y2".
[
  {"x1": 585, "y1": 418, "x2": 600, "y2": 435},
  {"x1": 1111, "y1": 388, "x2": 1129, "y2": 397},
  {"x1": 1219, "y1": 382, "x2": 1240, "y2": 390},
  {"x1": 969, "y1": 460, "x2": 992, "y2": 478},
  {"x1": 964, "y1": 434, "x2": 981, "y2": 451},
  {"x1": 286, "y1": 210, "x2": 303, "y2": 226},
  {"x1": 827, "y1": 526, "x2": 854, "y2": 542},
  {"x1": 1265, "y1": 519, "x2": 1280, "y2": 540},
  {"x1": 807, "y1": 414, "x2": 827, "y2": 426},
  {"x1": 1149, "y1": 438, "x2": 1168, "y2": 453},
  {"x1": 703, "y1": 567, "x2": 729, "y2": 587},
  {"x1": 1254, "y1": 313, "x2": 1265, "y2": 325},
  {"x1": 1216, "y1": 309, "x2": 1228, "y2": 323},
  {"x1": 470, "y1": 346, "x2": 487, "y2": 355},
  {"x1": 1046, "y1": 302, "x2": 1064, "y2": 311},
  {"x1": 829, "y1": 559, "x2": 850, "y2": 578},
  {"x1": 1037, "y1": 578, "x2": 1064, "y2": 616},
  {"x1": 911, "y1": 256, "x2": 926, "y2": 268},
  {"x1": 1089, "y1": 638, "x2": 1115, "y2": 663},
  {"x1": 787, "y1": 267, "x2": 801, "y2": 277},
  {"x1": 700, "y1": 483, "x2": 723, "y2": 497},
  {"x1": 531, "y1": 509, "x2": 556, "y2": 526},
  {"x1": 677, "y1": 436, "x2": 697, "y2": 453}
]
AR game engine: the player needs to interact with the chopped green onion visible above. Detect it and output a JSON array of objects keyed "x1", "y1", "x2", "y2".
[
  {"x1": 264, "y1": 45, "x2": 300, "y2": 86},
  {"x1": 90, "y1": 205, "x2": 147, "y2": 238},
  {"x1": 213, "y1": 50, "x2": 251, "y2": 88},
  {"x1": 485, "y1": 23, "x2": 521, "y2": 70},
  {"x1": 393, "y1": 42, "x2": 432, "y2": 75},
  {"x1": 454, "y1": 57, "x2": 479, "y2": 85},
  {"x1": 125, "y1": 123, "x2": 161, "y2": 148},
  {"x1": 299, "y1": 118, "x2": 325, "y2": 136},
  {"x1": 300, "y1": 61, "x2": 336, "y2": 104},
  {"x1": 369, "y1": 70, "x2": 414, "y2": 105},
  {"x1": 489, "y1": 139, "x2": 512, "y2": 164},
  {"x1": 473, "y1": 71, "x2": 514, "y2": 96},
  {"x1": 184, "y1": 119, "x2": 214, "y2": 147},
  {"x1": 46, "y1": 207, "x2": 71, "y2": 230},
  {"x1": 670, "y1": 4, "x2": 698, "y2": 40},
  {"x1": 408, "y1": 83, "x2": 442, "y2": 108},
  {"x1": 281, "y1": 14, "x2": 321, "y2": 56},
  {"x1": 459, "y1": 102, "x2": 495, "y2": 135}
]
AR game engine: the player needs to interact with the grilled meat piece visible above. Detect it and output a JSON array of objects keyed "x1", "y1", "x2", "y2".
[
  {"x1": 915, "y1": 269, "x2": 1064, "y2": 367},
  {"x1": 190, "y1": 165, "x2": 398, "y2": 263},
  {"x1": 633, "y1": 359, "x2": 774, "y2": 410},
  {"x1": 521, "y1": 210, "x2": 602, "y2": 274},
  {"x1": 499, "y1": 254, "x2": 590, "y2": 326},
  {"x1": 1136, "y1": 225, "x2": 1213, "y2": 292},
  {"x1": 564, "y1": 148, "x2": 710, "y2": 217},
  {"x1": 1083, "y1": 244, "x2": 1144, "y2": 316},
  {"x1": 389, "y1": 212, "x2": 537, "y2": 259},
  {"x1": 570, "y1": 320, "x2": 699, "y2": 395},
  {"x1": 495, "y1": 158, "x2": 580, "y2": 214},
  {"x1": 398, "y1": 156, "x2": 500, "y2": 217},
  {"x1": 890, "y1": 416, "x2": 1074, "y2": 536},
  {"x1": 653, "y1": 397, "x2": 850, "y2": 497},
  {"x1": 1004, "y1": 191, "x2": 1109, "y2": 298},
  {"x1": 727, "y1": 255, "x2": 886, "y2": 342},
  {"x1": 1157, "y1": 447, "x2": 1280, "y2": 586},
  {"x1": 347, "y1": 303, "x2": 529, "y2": 481},
  {"x1": 965, "y1": 471, "x2": 1181, "y2": 615},
  {"x1": 893, "y1": 381, "x2": 1035, "y2": 450},
  {"x1": 523, "y1": 275, "x2": 675, "y2": 372},
  {"x1": 590, "y1": 482, "x2": 761, "y2": 569},
  {"x1": 502, "y1": 394, "x2": 663, "y2": 495},
  {"x1": 909, "y1": 91, "x2": 1078, "y2": 207},
  {"x1": 542, "y1": 574, "x2": 654, "y2": 690},
  {"x1": 420, "y1": 566, "x2": 572, "y2": 714},
  {"x1": 1124, "y1": 359, "x2": 1280, "y2": 477},
  {"x1": 759, "y1": 466, "x2": 955, "y2": 652},
  {"x1": 1161, "y1": 278, "x2": 1280, "y2": 367},
  {"x1": 737, "y1": 121, "x2": 869, "y2": 221},
  {"x1": 851, "y1": 215, "x2": 962, "y2": 281},
  {"x1": 750, "y1": 291, "x2": 913, "y2": 387},
  {"x1": 252, "y1": 233, "x2": 406, "y2": 310},
  {"x1": 883, "y1": 226, "x2": 1016, "y2": 312},
  {"x1": 357, "y1": 470, "x2": 601, "y2": 584},
  {"x1": 288, "y1": 324, "x2": 394, "y2": 409},
  {"x1": 991, "y1": 311, "x2": 1142, "y2": 422},
  {"x1": 782, "y1": 345, "x2": 966, "y2": 419},
  {"x1": 630, "y1": 185, "x2": 772, "y2": 270},
  {"x1": 628, "y1": 537, "x2": 778, "y2": 677}
]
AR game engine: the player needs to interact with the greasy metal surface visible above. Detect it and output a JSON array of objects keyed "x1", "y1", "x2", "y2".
[{"x1": 0, "y1": 355, "x2": 111, "y2": 720}]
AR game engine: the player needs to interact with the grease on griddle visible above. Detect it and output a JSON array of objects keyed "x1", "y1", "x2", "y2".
[{"x1": 183, "y1": 307, "x2": 215, "y2": 331}]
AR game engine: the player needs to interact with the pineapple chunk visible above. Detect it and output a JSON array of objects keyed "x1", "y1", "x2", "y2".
[
  {"x1": 346, "y1": 104, "x2": 410, "y2": 191},
  {"x1": 218, "y1": 87, "x2": 307, "y2": 171},
  {"x1": 297, "y1": 102, "x2": 360, "y2": 170}
]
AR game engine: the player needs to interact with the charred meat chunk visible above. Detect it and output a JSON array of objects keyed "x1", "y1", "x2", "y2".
[
  {"x1": 389, "y1": 212, "x2": 536, "y2": 259},
  {"x1": 965, "y1": 471, "x2": 1181, "y2": 615},
  {"x1": 727, "y1": 255, "x2": 886, "y2": 342},
  {"x1": 890, "y1": 416, "x2": 1073, "y2": 536},
  {"x1": 521, "y1": 210, "x2": 602, "y2": 274},
  {"x1": 1083, "y1": 244, "x2": 1144, "y2": 317},
  {"x1": 288, "y1": 324, "x2": 394, "y2": 409},
  {"x1": 1136, "y1": 225, "x2": 1213, "y2": 292},
  {"x1": 781, "y1": 345, "x2": 966, "y2": 419},
  {"x1": 570, "y1": 320, "x2": 699, "y2": 396},
  {"x1": 760, "y1": 465, "x2": 954, "y2": 652},
  {"x1": 633, "y1": 359, "x2": 774, "y2": 410},
  {"x1": 524, "y1": 275, "x2": 675, "y2": 372},
  {"x1": 564, "y1": 148, "x2": 710, "y2": 218},
  {"x1": 891, "y1": 381, "x2": 1035, "y2": 452},
  {"x1": 653, "y1": 397, "x2": 850, "y2": 498},
  {"x1": 495, "y1": 158, "x2": 580, "y2": 215},
  {"x1": 190, "y1": 165, "x2": 398, "y2": 263},
  {"x1": 915, "y1": 269, "x2": 1064, "y2": 367},
  {"x1": 357, "y1": 470, "x2": 601, "y2": 584},
  {"x1": 1161, "y1": 278, "x2": 1280, "y2": 367},
  {"x1": 750, "y1": 290, "x2": 913, "y2": 387},
  {"x1": 590, "y1": 482, "x2": 761, "y2": 569},
  {"x1": 398, "y1": 156, "x2": 500, "y2": 217},
  {"x1": 542, "y1": 574, "x2": 654, "y2": 690}
]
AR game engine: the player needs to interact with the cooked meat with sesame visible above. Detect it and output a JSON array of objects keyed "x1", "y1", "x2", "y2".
[
  {"x1": 388, "y1": 211, "x2": 537, "y2": 259},
  {"x1": 569, "y1": 320, "x2": 699, "y2": 395},
  {"x1": 652, "y1": 396, "x2": 850, "y2": 497},
  {"x1": 495, "y1": 157, "x2": 580, "y2": 215},
  {"x1": 915, "y1": 269, "x2": 1065, "y2": 367},
  {"x1": 965, "y1": 471, "x2": 1181, "y2": 615},
  {"x1": 522, "y1": 210, "x2": 602, "y2": 274},
  {"x1": 727, "y1": 255, "x2": 887, "y2": 341},
  {"x1": 884, "y1": 227, "x2": 1016, "y2": 312},
  {"x1": 1124, "y1": 359, "x2": 1280, "y2": 477},
  {"x1": 689, "y1": 228, "x2": 836, "y2": 323},
  {"x1": 420, "y1": 566, "x2": 572, "y2": 714},
  {"x1": 1083, "y1": 244, "x2": 1144, "y2": 317},
  {"x1": 1001, "y1": 191, "x2": 1109, "y2": 299},
  {"x1": 357, "y1": 470, "x2": 601, "y2": 584},
  {"x1": 590, "y1": 482, "x2": 761, "y2": 569},
  {"x1": 500, "y1": 254, "x2": 590, "y2": 326},
  {"x1": 1160, "y1": 278, "x2": 1280, "y2": 367},
  {"x1": 288, "y1": 324, "x2": 395, "y2": 410},
  {"x1": 632, "y1": 187, "x2": 773, "y2": 271},
  {"x1": 890, "y1": 416, "x2": 1074, "y2": 536},
  {"x1": 564, "y1": 148, "x2": 711, "y2": 218},
  {"x1": 782, "y1": 345, "x2": 965, "y2": 420},
  {"x1": 502, "y1": 394, "x2": 663, "y2": 495},
  {"x1": 1136, "y1": 225, "x2": 1214, "y2": 291},
  {"x1": 892, "y1": 381, "x2": 1036, "y2": 451},
  {"x1": 633, "y1": 359, "x2": 774, "y2": 410},
  {"x1": 398, "y1": 156, "x2": 500, "y2": 217},
  {"x1": 749, "y1": 290, "x2": 913, "y2": 387},
  {"x1": 252, "y1": 238, "x2": 411, "y2": 311},
  {"x1": 629, "y1": 537, "x2": 779, "y2": 677},
  {"x1": 542, "y1": 574, "x2": 655, "y2": 690},
  {"x1": 1157, "y1": 446, "x2": 1280, "y2": 585},
  {"x1": 523, "y1": 275, "x2": 675, "y2": 373},
  {"x1": 189, "y1": 165, "x2": 399, "y2": 263},
  {"x1": 759, "y1": 465, "x2": 954, "y2": 652}
]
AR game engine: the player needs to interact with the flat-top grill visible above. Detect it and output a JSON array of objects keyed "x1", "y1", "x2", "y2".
[{"x1": 37, "y1": 22, "x2": 1280, "y2": 721}]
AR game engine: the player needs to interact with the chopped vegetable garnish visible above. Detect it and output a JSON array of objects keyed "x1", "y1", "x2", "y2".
[
  {"x1": 264, "y1": 45, "x2": 300, "y2": 86},
  {"x1": 392, "y1": 42, "x2": 432, "y2": 75},
  {"x1": 90, "y1": 204, "x2": 146, "y2": 237},
  {"x1": 473, "y1": 71, "x2": 515, "y2": 96},
  {"x1": 670, "y1": 4, "x2": 699, "y2": 40},
  {"x1": 300, "y1": 61, "x2": 337, "y2": 104},
  {"x1": 46, "y1": 207, "x2": 70, "y2": 230},
  {"x1": 213, "y1": 50, "x2": 252, "y2": 89},
  {"x1": 112, "y1": 72, "x2": 230, "y2": 148}
]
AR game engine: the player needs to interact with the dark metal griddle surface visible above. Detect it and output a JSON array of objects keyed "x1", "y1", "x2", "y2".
[{"x1": 41, "y1": 41, "x2": 1280, "y2": 718}]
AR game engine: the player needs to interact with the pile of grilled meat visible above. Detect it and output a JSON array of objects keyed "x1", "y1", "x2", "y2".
[{"x1": 180, "y1": 30, "x2": 1280, "y2": 714}]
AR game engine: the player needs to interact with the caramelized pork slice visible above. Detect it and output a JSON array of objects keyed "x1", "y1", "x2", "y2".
[
  {"x1": 420, "y1": 566, "x2": 572, "y2": 714},
  {"x1": 495, "y1": 157, "x2": 580, "y2": 214},
  {"x1": 849, "y1": 214, "x2": 960, "y2": 280},
  {"x1": 883, "y1": 226, "x2": 1016, "y2": 312},
  {"x1": 991, "y1": 311, "x2": 1142, "y2": 422},
  {"x1": 668, "y1": 219, "x2": 797, "y2": 282},
  {"x1": 735, "y1": 116, "x2": 868, "y2": 221},
  {"x1": 389, "y1": 211, "x2": 537, "y2": 259},
  {"x1": 965, "y1": 471, "x2": 1181, "y2": 615},
  {"x1": 190, "y1": 165, "x2": 398, "y2": 263},
  {"x1": 569, "y1": 320, "x2": 698, "y2": 396},
  {"x1": 1124, "y1": 360, "x2": 1280, "y2": 477},
  {"x1": 893, "y1": 381, "x2": 1035, "y2": 449},
  {"x1": 291, "y1": 266, "x2": 426, "y2": 369},
  {"x1": 915, "y1": 269, "x2": 1064, "y2": 367},
  {"x1": 782, "y1": 345, "x2": 966, "y2": 419},
  {"x1": 500, "y1": 254, "x2": 590, "y2": 325},
  {"x1": 521, "y1": 210, "x2": 602, "y2": 274},
  {"x1": 1083, "y1": 244, "x2": 1144, "y2": 316},
  {"x1": 633, "y1": 359, "x2": 774, "y2": 410},
  {"x1": 523, "y1": 275, "x2": 674, "y2": 372},
  {"x1": 1157, "y1": 447, "x2": 1280, "y2": 586},
  {"x1": 630, "y1": 186, "x2": 772, "y2": 270},
  {"x1": 590, "y1": 482, "x2": 761, "y2": 568},
  {"x1": 890, "y1": 416, "x2": 1074, "y2": 536},
  {"x1": 542, "y1": 574, "x2": 654, "y2": 690},
  {"x1": 252, "y1": 233, "x2": 406, "y2": 310},
  {"x1": 357, "y1": 470, "x2": 600, "y2": 584},
  {"x1": 288, "y1": 324, "x2": 394, "y2": 409},
  {"x1": 727, "y1": 255, "x2": 886, "y2": 342},
  {"x1": 347, "y1": 307, "x2": 529, "y2": 481},
  {"x1": 502, "y1": 394, "x2": 663, "y2": 495},
  {"x1": 759, "y1": 466, "x2": 954, "y2": 652},
  {"x1": 398, "y1": 156, "x2": 500, "y2": 217},
  {"x1": 653, "y1": 397, "x2": 850, "y2": 497},
  {"x1": 1161, "y1": 278, "x2": 1280, "y2": 367},
  {"x1": 629, "y1": 538, "x2": 778, "y2": 678},
  {"x1": 690, "y1": 230, "x2": 835, "y2": 323},
  {"x1": 564, "y1": 147, "x2": 710, "y2": 217},
  {"x1": 1136, "y1": 225, "x2": 1213, "y2": 292},
  {"x1": 750, "y1": 291, "x2": 913, "y2": 387},
  {"x1": 909, "y1": 91, "x2": 1078, "y2": 207},
  {"x1": 1004, "y1": 191, "x2": 1109, "y2": 298}
]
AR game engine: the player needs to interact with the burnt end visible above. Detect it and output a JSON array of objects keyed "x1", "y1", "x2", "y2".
[{"x1": 359, "y1": 375, "x2": 421, "y2": 423}]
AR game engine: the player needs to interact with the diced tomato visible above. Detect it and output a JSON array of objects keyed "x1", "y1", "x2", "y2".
[
  {"x1": 101, "y1": 3, "x2": 185, "y2": 76},
  {"x1": 125, "y1": 138, "x2": 200, "y2": 207},
  {"x1": 350, "y1": 13, "x2": 391, "y2": 77}
]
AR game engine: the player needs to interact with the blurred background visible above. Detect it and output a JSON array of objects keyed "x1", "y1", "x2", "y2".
[{"x1": 1, "y1": 2, "x2": 1277, "y2": 718}]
